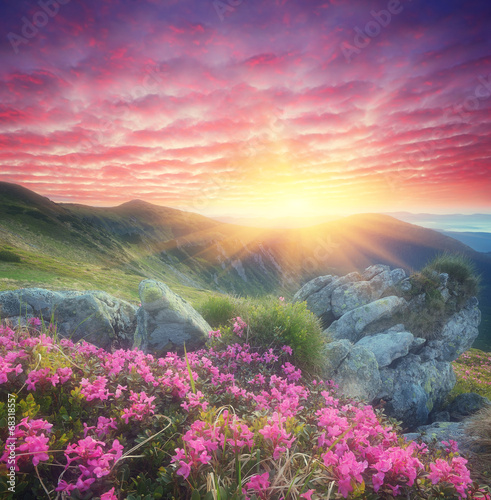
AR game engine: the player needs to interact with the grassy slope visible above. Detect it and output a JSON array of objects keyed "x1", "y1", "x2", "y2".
[{"x1": 1, "y1": 182, "x2": 490, "y2": 346}]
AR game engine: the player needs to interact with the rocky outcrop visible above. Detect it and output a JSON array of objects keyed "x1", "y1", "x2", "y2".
[
  {"x1": 0, "y1": 281, "x2": 212, "y2": 356},
  {"x1": 0, "y1": 288, "x2": 137, "y2": 348},
  {"x1": 326, "y1": 296, "x2": 407, "y2": 343},
  {"x1": 296, "y1": 264, "x2": 481, "y2": 429},
  {"x1": 420, "y1": 298, "x2": 481, "y2": 362},
  {"x1": 134, "y1": 279, "x2": 210, "y2": 355}
]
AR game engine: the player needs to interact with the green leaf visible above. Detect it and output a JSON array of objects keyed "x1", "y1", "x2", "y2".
[
  {"x1": 184, "y1": 343, "x2": 196, "y2": 394},
  {"x1": 191, "y1": 489, "x2": 201, "y2": 500}
]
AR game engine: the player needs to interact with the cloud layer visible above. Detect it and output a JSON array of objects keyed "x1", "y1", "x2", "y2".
[{"x1": 0, "y1": 0, "x2": 490, "y2": 216}]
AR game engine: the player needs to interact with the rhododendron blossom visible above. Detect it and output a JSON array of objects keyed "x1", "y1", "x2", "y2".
[{"x1": 0, "y1": 320, "x2": 487, "y2": 499}]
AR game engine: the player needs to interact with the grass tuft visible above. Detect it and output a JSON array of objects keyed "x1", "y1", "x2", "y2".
[{"x1": 400, "y1": 253, "x2": 481, "y2": 339}]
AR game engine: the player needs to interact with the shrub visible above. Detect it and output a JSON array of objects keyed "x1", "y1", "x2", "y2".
[
  {"x1": 247, "y1": 298, "x2": 325, "y2": 373},
  {"x1": 197, "y1": 294, "x2": 245, "y2": 328},
  {"x1": 0, "y1": 249, "x2": 21, "y2": 263},
  {"x1": 210, "y1": 296, "x2": 326, "y2": 373}
]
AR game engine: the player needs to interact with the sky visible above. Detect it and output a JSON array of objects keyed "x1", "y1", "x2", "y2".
[{"x1": 0, "y1": 0, "x2": 490, "y2": 219}]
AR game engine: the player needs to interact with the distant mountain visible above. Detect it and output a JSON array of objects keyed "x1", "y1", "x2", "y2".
[
  {"x1": 386, "y1": 212, "x2": 491, "y2": 232},
  {"x1": 214, "y1": 215, "x2": 341, "y2": 228},
  {"x1": 438, "y1": 231, "x2": 491, "y2": 253},
  {"x1": 1, "y1": 181, "x2": 491, "y2": 349}
]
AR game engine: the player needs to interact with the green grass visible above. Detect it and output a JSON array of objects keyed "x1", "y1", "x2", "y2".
[
  {"x1": 0, "y1": 241, "x2": 211, "y2": 306},
  {"x1": 451, "y1": 348, "x2": 491, "y2": 400},
  {"x1": 422, "y1": 252, "x2": 481, "y2": 304},
  {"x1": 196, "y1": 294, "x2": 246, "y2": 327},
  {"x1": 202, "y1": 294, "x2": 325, "y2": 373}
]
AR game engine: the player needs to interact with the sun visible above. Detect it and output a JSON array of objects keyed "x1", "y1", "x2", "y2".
[{"x1": 269, "y1": 191, "x2": 316, "y2": 218}]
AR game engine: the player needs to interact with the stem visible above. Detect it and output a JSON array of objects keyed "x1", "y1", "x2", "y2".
[{"x1": 35, "y1": 464, "x2": 52, "y2": 500}]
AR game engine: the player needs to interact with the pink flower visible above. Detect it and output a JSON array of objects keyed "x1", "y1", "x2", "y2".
[
  {"x1": 80, "y1": 376, "x2": 112, "y2": 401},
  {"x1": 208, "y1": 329, "x2": 222, "y2": 339},
  {"x1": 279, "y1": 296, "x2": 285, "y2": 302},
  {"x1": 177, "y1": 460, "x2": 191, "y2": 478},
  {"x1": 28, "y1": 317, "x2": 42, "y2": 327},
  {"x1": 281, "y1": 345, "x2": 293, "y2": 355},
  {"x1": 55, "y1": 480, "x2": 76, "y2": 493},
  {"x1": 101, "y1": 487, "x2": 118, "y2": 500},
  {"x1": 300, "y1": 489, "x2": 315, "y2": 499},
  {"x1": 245, "y1": 472, "x2": 270, "y2": 496},
  {"x1": 233, "y1": 317, "x2": 247, "y2": 337},
  {"x1": 18, "y1": 434, "x2": 50, "y2": 466}
]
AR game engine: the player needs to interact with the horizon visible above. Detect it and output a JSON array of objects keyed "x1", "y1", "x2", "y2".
[
  {"x1": 0, "y1": 1, "x2": 490, "y2": 218},
  {"x1": 4, "y1": 180, "x2": 491, "y2": 233}
]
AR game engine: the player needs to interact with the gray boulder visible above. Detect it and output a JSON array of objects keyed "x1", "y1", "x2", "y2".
[
  {"x1": 304, "y1": 272, "x2": 362, "y2": 319},
  {"x1": 333, "y1": 346, "x2": 381, "y2": 401},
  {"x1": 331, "y1": 281, "x2": 375, "y2": 318},
  {"x1": 134, "y1": 279, "x2": 210, "y2": 355},
  {"x1": 325, "y1": 296, "x2": 407, "y2": 343},
  {"x1": 321, "y1": 339, "x2": 352, "y2": 379},
  {"x1": 446, "y1": 393, "x2": 491, "y2": 421},
  {"x1": 293, "y1": 275, "x2": 336, "y2": 303},
  {"x1": 424, "y1": 298, "x2": 481, "y2": 362},
  {"x1": 369, "y1": 270, "x2": 394, "y2": 298},
  {"x1": 379, "y1": 355, "x2": 456, "y2": 429},
  {"x1": 390, "y1": 268, "x2": 407, "y2": 285},
  {"x1": 362, "y1": 264, "x2": 390, "y2": 281},
  {"x1": 301, "y1": 264, "x2": 482, "y2": 429},
  {"x1": 355, "y1": 330, "x2": 414, "y2": 368},
  {"x1": 0, "y1": 288, "x2": 137, "y2": 349}
]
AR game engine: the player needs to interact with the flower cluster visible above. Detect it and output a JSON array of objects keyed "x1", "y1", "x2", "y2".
[
  {"x1": 0, "y1": 318, "x2": 489, "y2": 499},
  {"x1": 57, "y1": 436, "x2": 123, "y2": 494},
  {"x1": 233, "y1": 316, "x2": 247, "y2": 337},
  {"x1": 1, "y1": 417, "x2": 52, "y2": 470}
]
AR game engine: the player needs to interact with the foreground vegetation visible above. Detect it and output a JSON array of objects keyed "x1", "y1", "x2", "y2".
[
  {"x1": 198, "y1": 295, "x2": 325, "y2": 372},
  {"x1": 451, "y1": 349, "x2": 491, "y2": 484},
  {"x1": 1, "y1": 318, "x2": 490, "y2": 500},
  {"x1": 452, "y1": 349, "x2": 491, "y2": 401}
]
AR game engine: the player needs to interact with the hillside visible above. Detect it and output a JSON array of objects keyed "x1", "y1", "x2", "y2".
[{"x1": 0, "y1": 181, "x2": 490, "y2": 348}]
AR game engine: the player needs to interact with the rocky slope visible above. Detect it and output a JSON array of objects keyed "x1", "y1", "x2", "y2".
[{"x1": 295, "y1": 264, "x2": 481, "y2": 429}]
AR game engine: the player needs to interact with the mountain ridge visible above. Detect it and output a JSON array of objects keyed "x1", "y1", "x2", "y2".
[{"x1": 1, "y1": 181, "x2": 490, "y2": 349}]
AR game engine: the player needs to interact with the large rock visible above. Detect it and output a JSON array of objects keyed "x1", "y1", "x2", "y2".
[
  {"x1": 299, "y1": 272, "x2": 361, "y2": 320},
  {"x1": 378, "y1": 355, "x2": 456, "y2": 429},
  {"x1": 325, "y1": 296, "x2": 407, "y2": 343},
  {"x1": 0, "y1": 288, "x2": 137, "y2": 349},
  {"x1": 299, "y1": 264, "x2": 482, "y2": 429},
  {"x1": 321, "y1": 339, "x2": 352, "y2": 379},
  {"x1": 362, "y1": 264, "x2": 390, "y2": 281},
  {"x1": 333, "y1": 346, "x2": 381, "y2": 401},
  {"x1": 293, "y1": 275, "x2": 336, "y2": 303},
  {"x1": 423, "y1": 298, "x2": 481, "y2": 362},
  {"x1": 134, "y1": 279, "x2": 210, "y2": 355},
  {"x1": 355, "y1": 329, "x2": 415, "y2": 368},
  {"x1": 331, "y1": 281, "x2": 375, "y2": 319}
]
